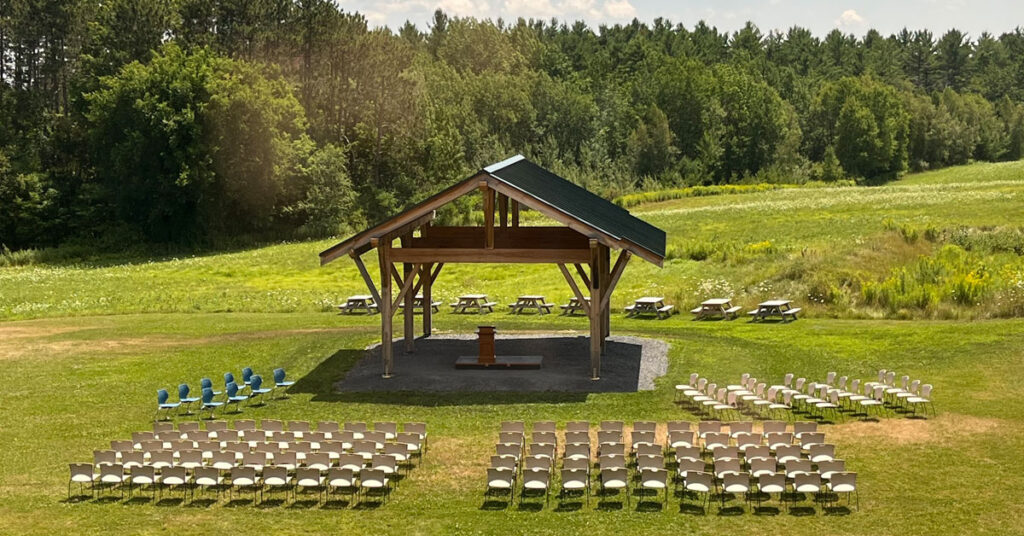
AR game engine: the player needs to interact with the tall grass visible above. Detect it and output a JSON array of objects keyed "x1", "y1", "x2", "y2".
[{"x1": 613, "y1": 180, "x2": 855, "y2": 208}]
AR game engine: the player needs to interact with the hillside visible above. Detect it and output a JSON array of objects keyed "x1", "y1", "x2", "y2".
[{"x1": 2, "y1": 161, "x2": 1023, "y2": 321}]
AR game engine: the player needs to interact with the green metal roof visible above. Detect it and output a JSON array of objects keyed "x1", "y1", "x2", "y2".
[{"x1": 486, "y1": 155, "x2": 666, "y2": 261}]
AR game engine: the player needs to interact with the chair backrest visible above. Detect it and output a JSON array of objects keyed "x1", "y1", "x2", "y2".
[
  {"x1": 487, "y1": 467, "x2": 514, "y2": 487},
  {"x1": 908, "y1": 379, "x2": 921, "y2": 393},
  {"x1": 496, "y1": 444, "x2": 520, "y2": 459},
  {"x1": 179, "y1": 449, "x2": 203, "y2": 465},
  {"x1": 794, "y1": 472, "x2": 821, "y2": 490},
  {"x1": 776, "y1": 444, "x2": 802, "y2": 462},
  {"x1": 668, "y1": 431, "x2": 694, "y2": 448},
  {"x1": 600, "y1": 420, "x2": 624, "y2": 433},
  {"x1": 201, "y1": 378, "x2": 214, "y2": 390},
  {"x1": 598, "y1": 454, "x2": 625, "y2": 469},
  {"x1": 338, "y1": 453, "x2": 364, "y2": 471},
  {"x1": 530, "y1": 443, "x2": 555, "y2": 459},
  {"x1": 345, "y1": 422, "x2": 369, "y2": 433},
  {"x1": 801, "y1": 432, "x2": 826, "y2": 447},
  {"x1": 206, "y1": 420, "x2": 228, "y2": 432},
  {"x1": 714, "y1": 458, "x2": 741, "y2": 475},
  {"x1": 704, "y1": 432, "x2": 729, "y2": 449},
  {"x1": 735, "y1": 432, "x2": 759, "y2": 447},
  {"x1": 765, "y1": 420, "x2": 786, "y2": 436},
  {"x1": 850, "y1": 378, "x2": 860, "y2": 392},
  {"x1": 318, "y1": 421, "x2": 340, "y2": 434},
  {"x1": 522, "y1": 467, "x2": 549, "y2": 487},
  {"x1": 830, "y1": 471, "x2": 856, "y2": 490},
  {"x1": 636, "y1": 443, "x2": 661, "y2": 458},
  {"x1": 601, "y1": 467, "x2": 628, "y2": 485},
  {"x1": 666, "y1": 421, "x2": 690, "y2": 433},
  {"x1": 372, "y1": 454, "x2": 397, "y2": 470},
  {"x1": 499, "y1": 431, "x2": 523, "y2": 446},
  {"x1": 793, "y1": 421, "x2": 817, "y2": 436},
  {"x1": 403, "y1": 422, "x2": 427, "y2": 437},
  {"x1": 597, "y1": 430, "x2": 621, "y2": 445},
  {"x1": 676, "y1": 458, "x2": 704, "y2": 478},
  {"x1": 564, "y1": 443, "x2": 590, "y2": 460},
  {"x1": 728, "y1": 422, "x2": 753, "y2": 435},
  {"x1": 698, "y1": 421, "x2": 722, "y2": 436},
  {"x1": 500, "y1": 421, "x2": 525, "y2": 434},
  {"x1": 686, "y1": 471, "x2": 713, "y2": 489},
  {"x1": 826, "y1": 371, "x2": 836, "y2": 385},
  {"x1": 746, "y1": 446, "x2": 771, "y2": 461},
  {"x1": 242, "y1": 367, "x2": 254, "y2": 382},
  {"x1": 640, "y1": 468, "x2": 667, "y2": 486},
  {"x1": 250, "y1": 375, "x2": 263, "y2": 391},
  {"x1": 838, "y1": 375, "x2": 847, "y2": 389},
  {"x1": 361, "y1": 469, "x2": 386, "y2": 486},
  {"x1": 224, "y1": 372, "x2": 235, "y2": 386},
  {"x1": 564, "y1": 457, "x2": 589, "y2": 471},
  {"x1": 785, "y1": 459, "x2": 813, "y2": 476},
  {"x1": 296, "y1": 467, "x2": 321, "y2": 486},
  {"x1": 210, "y1": 451, "x2": 235, "y2": 468},
  {"x1": 490, "y1": 455, "x2": 516, "y2": 471},
  {"x1": 784, "y1": 373, "x2": 794, "y2": 387},
  {"x1": 689, "y1": 372, "x2": 699, "y2": 386},
  {"x1": 157, "y1": 389, "x2": 169, "y2": 405},
  {"x1": 273, "y1": 368, "x2": 286, "y2": 383},
  {"x1": 920, "y1": 384, "x2": 933, "y2": 398},
  {"x1": 532, "y1": 431, "x2": 557, "y2": 446},
  {"x1": 722, "y1": 472, "x2": 749, "y2": 490},
  {"x1": 364, "y1": 430, "x2": 387, "y2": 446},
  {"x1": 637, "y1": 454, "x2": 664, "y2": 471},
  {"x1": 565, "y1": 421, "x2": 590, "y2": 433},
  {"x1": 328, "y1": 467, "x2": 355, "y2": 486},
  {"x1": 524, "y1": 455, "x2": 549, "y2": 471},
  {"x1": 262, "y1": 466, "x2": 288, "y2": 483},
  {"x1": 178, "y1": 384, "x2": 191, "y2": 400},
  {"x1": 226, "y1": 382, "x2": 239, "y2": 397},
  {"x1": 179, "y1": 421, "x2": 199, "y2": 433},
  {"x1": 696, "y1": 378, "x2": 707, "y2": 391},
  {"x1": 712, "y1": 446, "x2": 739, "y2": 461},
  {"x1": 561, "y1": 468, "x2": 587, "y2": 487},
  {"x1": 564, "y1": 431, "x2": 590, "y2": 446},
  {"x1": 633, "y1": 421, "x2": 657, "y2": 433},
  {"x1": 750, "y1": 457, "x2": 776, "y2": 475},
  {"x1": 675, "y1": 445, "x2": 701, "y2": 461},
  {"x1": 631, "y1": 430, "x2": 656, "y2": 446},
  {"x1": 817, "y1": 459, "x2": 845, "y2": 478},
  {"x1": 373, "y1": 422, "x2": 396, "y2": 435},
  {"x1": 261, "y1": 419, "x2": 283, "y2": 432},
  {"x1": 94, "y1": 450, "x2": 116, "y2": 465},
  {"x1": 533, "y1": 421, "x2": 557, "y2": 433}
]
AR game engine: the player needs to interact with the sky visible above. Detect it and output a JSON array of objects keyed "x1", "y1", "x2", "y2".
[{"x1": 344, "y1": 0, "x2": 1023, "y2": 38}]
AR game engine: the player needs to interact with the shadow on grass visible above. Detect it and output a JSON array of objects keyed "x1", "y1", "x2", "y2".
[
  {"x1": 753, "y1": 505, "x2": 782, "y2": 516},
  {"x1": 677, "y1": 502, "x2": 707, "y2": 515},
  {"x1": 321, "y1": 498, "x2": 353, "y2": 510},
  {"x1": 186, "y1": 497, "x2": 218, "y2": 508},
  {"x1": 480, "y1": 499, "x2": 511, "y2": 511},
  {"x1": 154, "y1": 497, "x2": 184, "y2": 507}
]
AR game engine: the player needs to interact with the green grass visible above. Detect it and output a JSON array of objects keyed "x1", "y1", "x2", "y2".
[
  {"x1": 1, "y1": 313, "x2": 1022, "y2": 535},
  {"x1": 2, "y1": 161, "x2": 1024, "y2": 321}
]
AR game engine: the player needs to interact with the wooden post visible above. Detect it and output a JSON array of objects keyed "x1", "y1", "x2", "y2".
[
  {"x1": 589, "y1": 239, "x2": 601, "y2": 380},
  {"x1": 511, "y1": 200, "x2": 520, "y2": 227},
  {"x1": 401, "y1": 234, "x2": 414, "y2": 353},
  {"x1": 376, "y1": 239, "x2": 394, "y2": 378},
  {"x1": 600, "y1": 245, "x2": 611, "y2": 352},
  {"x1": 498, "y1": 194, "x2": 508, "y2": 228},
  {"x1": 422, "y1": 263, "x2": 433, "y2": 337},
  {"x1": 483, "y1": 184, "x2": 495, "y2": 249}
]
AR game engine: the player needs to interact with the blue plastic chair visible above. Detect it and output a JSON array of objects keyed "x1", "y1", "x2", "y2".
[
  {"x1": 200, "y1": 388, "x2": 224, "y2": 419},
  {"x1": 241, "y1": 367, "x2": 254, "y2": 386},
  {"x1": 248, "y1": 375, "x2": 273, "y2": 406},
  {"x1": 273, "y1": 368, "x2": 295, "y2": 399},
  {"x1": 225, "y1": 382, "x2": 248, "y2": 412},
  {"x1": 178, "y1": 384, "x2": 201, "y2": 414},
  {"x1": 200, "y1": 377, "x2": 222, "y2": 396},
  {"x1": 156, "y1": 389, "x2": 180, "y2": 421}
]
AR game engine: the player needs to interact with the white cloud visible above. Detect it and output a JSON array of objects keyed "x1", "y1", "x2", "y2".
[
  {"x1": 503, "y1": 0, "x2": 560, "y2": 19},
  {"x1": 603, "y1": 0, "x2": 636, "y2": 20},
  {"x1": 835, "y1": 9, "x2": 865, "y2": 29}
]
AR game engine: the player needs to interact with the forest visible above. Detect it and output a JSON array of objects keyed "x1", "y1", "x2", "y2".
[{"x1": 3, "y1": 0, "x2": 1024, "y2": 250}]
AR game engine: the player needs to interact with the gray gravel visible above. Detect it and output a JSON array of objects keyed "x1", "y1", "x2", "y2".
[{"x1": 334, "y1": 333, "x2": 668, "y2": 393}]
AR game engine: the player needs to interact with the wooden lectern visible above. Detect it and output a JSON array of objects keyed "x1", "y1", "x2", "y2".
[{"x1": 476, "y1": 326, "x2": 496, "y2": 365}]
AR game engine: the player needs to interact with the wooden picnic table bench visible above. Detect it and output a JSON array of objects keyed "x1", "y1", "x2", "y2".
[
  {"x1": 626, "y1": 297, "x2": 674, "y2": 319},
  {"x1": 450, "y1": 294, "x2": 496, "y2": 314},
  {"x1": 399, "y1": 295, "x2": 442, "y2": 314},
  {"x1": 748, "y1": 300, "x2": 801, "y2": 322},
  {"x1": 338, "y1": 295, "x2": 378, "y2": 315},
  {"x1": 691, "y1": 298, "x2": 742, "y2": 320},
  {"x1": 560, "y1": 296, "x2": 589, "y2": 316},
  {"x1": 508, "y1": 295, "x2": 554, "y2": 315}
]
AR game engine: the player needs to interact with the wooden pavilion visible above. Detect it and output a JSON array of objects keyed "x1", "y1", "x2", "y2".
[{"x1": 319, "y1": 155, "x2": 666, "y2": 380}]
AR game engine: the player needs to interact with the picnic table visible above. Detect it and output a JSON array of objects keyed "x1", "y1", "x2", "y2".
[
  {"x1": 691, "y1": 298, "x2": 743, "y2": 320},
  {"x1": 450, "y1": 294, "x2": 497, "y2": 314},
  {"x1": 398, "y1": 294, "x2": 442, "y2": 314},
  {"x1": 560, "y1": 296, "x2": 589, "y2": 316},
  {"x1": 337, "y1": 295, "x2": 378, "y2": 315},
  {"x1": 624, "y1": 296, "x2": 674, "y2": 319},
  {"x1": 748, "y1": 299, "x2": 802, "y2": 322},
  {"x1": 508, "y1": 295, "x2": 554, "y2": 315}
]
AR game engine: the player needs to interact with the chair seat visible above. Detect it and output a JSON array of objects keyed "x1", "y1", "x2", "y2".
[
  {"x1": 160, "y1": 476, "x2": 186, "y2": 485},
  {"x1": 829, "y1": 483, "x2": 855, "y2": 493},
  {"x1": 760, "y1": 484, "x2": 785, "y2": 493},
  {"x1": 563, "y1": 481, "x2": 587, "y2": 490},
  {"x1": 71, "y1": 475, "x2": 97, "y2": 483},
  {"x1": 195, "y1": 477, "x2": 223, "y2": 486},
  {"x1": 685, "y1": 483, "x2": 710, "y2": 493},
  {"x1": 795, "y1": 484, "x2": 820, "y2": 493},
  {"x1": 131, "y1": 476, "x2": 155, "y2": 485},
  {"x1": 329, "y1": 478, "x2": 355, "y2": 487},
  {"x1": 524, "y1": 482, "x2": 547, "y2": 490},
  {"x1": 276, "y1": 381, "x2": 296, "y2": 387},
  {"x1": 362, "y1": 480, "x2": 388, "y2": 488},
  {"x1": 233, "y1": 478, "x2": 258, "y2": 486},
  {"x1": 265, "y1": 477, "x2": 292, "y2": 486},
  {"x1": 907, "y1": 397, "x2": 930, "y2": 403},
  {"x1": 603, "y1": 479, "x2": 626, "y2": 488},
  {"x1": 723, "y1": 484, "x2": 748, "y2": 493},
  {"x1": 488, "y1": 480, "x2": 513, "y2": 489},
  {"x1": 100, "y1": 475, "x2": 123, "y2": 484},
  {"x1": 642, "y1": 481, "x2": 666, "y2": 489},
  {"x1": 298, "y1": 477, "x2": 324, "y2": 487}
]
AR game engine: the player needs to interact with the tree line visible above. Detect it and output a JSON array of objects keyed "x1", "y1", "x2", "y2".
[{"x1": 2, "y1": 0, "x2": 1024, "y2": 250}]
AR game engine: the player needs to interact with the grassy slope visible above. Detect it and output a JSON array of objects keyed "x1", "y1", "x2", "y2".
[
  {"x1": 2, "y1": 161, "x2": 1023, "y2": 320},
  {"x1": 0, "y1": 313, "x2": 1022, "y2": 535}
]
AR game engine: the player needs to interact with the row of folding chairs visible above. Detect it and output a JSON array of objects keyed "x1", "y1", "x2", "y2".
[
  {"x1": 156, "y1": 368, "x2": 296, "y2": 420},
  {"x1": 769, "y1": 370, "x2": 935, "y2": 418},
  {"x1": 69, "y1": 463, "x2": 392, "y2": 505},
  {"x1": 148, "y1": 420, "x2": 427, "y2": 447}
]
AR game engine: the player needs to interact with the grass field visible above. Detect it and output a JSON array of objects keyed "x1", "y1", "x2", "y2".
[
  {"x1": 2, "y1": 161, "x2": 1023, "y2": 321},
  {"x1": 2, "y1": 162, "x2": 1024, "y2": 534},
  {"x1": 1, "y1": 312, "x2": 1022, "y2": 535}
]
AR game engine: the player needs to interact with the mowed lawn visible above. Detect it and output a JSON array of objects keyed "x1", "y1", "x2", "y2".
[
  {"x1": 2, "y1": 160, "x2": 1024, "y2": 321},
  {"x1": 1, "y1": 312, "x2": 1023, "y2": 535}
]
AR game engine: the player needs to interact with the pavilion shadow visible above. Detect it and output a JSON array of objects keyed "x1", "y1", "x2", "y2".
[{"x1": 291, "y1": 335, "x2": 666, "y2": 405}]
